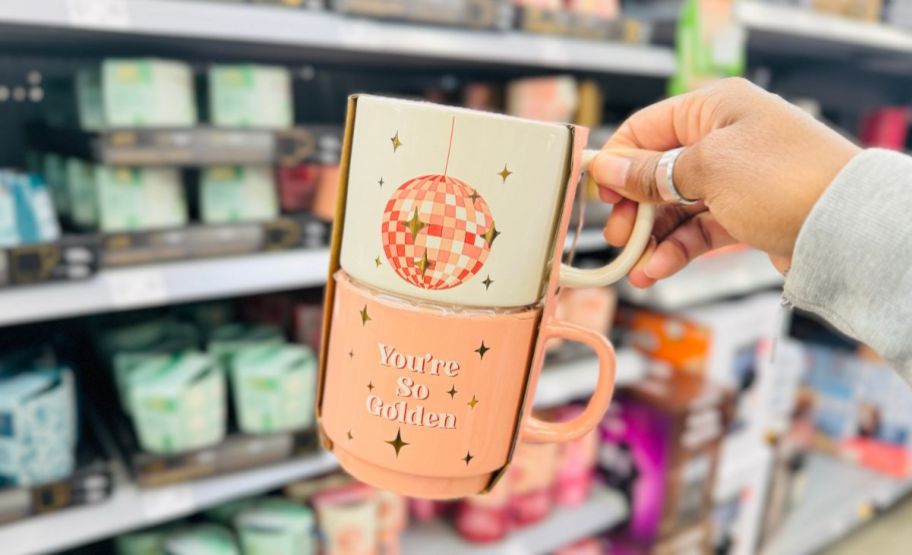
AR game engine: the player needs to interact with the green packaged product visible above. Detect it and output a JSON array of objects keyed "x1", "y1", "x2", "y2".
[
  {"x1": 200, "y1": 166, "x2": 279, "y2": 224},
  {"x1": 231, "y1": 343, "x2": 316, "y2": 434},
  {"x1": 669, "y1": 0, "x2": 745, "y2": 96},
  {"x1": 209, "y1": 64, "x2": 293, "y2": 129},
  {"x1": 164, "y1": 524, "x2": 239, "y2": 555},
  {"x1": 236, "y1": 497, "x2": 316, "y2": 555},
  {"x1": 207, "y1": 323, "x2": 284, "y2": 370},
  {"x1": 76, "y1": 67, "x2": 106, "y2": 131},
  {"x1": 102, "y1": 59, "x2": 197, "y2": 128},
  {"x1": 96, "y1": 166, "x2": 187, "y2": 232}
]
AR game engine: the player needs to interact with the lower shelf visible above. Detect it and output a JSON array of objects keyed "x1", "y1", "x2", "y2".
[
  {"x1": 0, "y1": 451, "x2": 338, "y2": 555},
  {"x1": 401, "y1": 486, "x2": 627, "y2": 555},
  {"x1": 765, "y1": 454, "x2": 912, "y2": 555}
]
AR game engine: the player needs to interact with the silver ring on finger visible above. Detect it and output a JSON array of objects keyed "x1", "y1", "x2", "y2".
[{"x1": 655, "y1": 147, "x2": 698, "y2": 205}]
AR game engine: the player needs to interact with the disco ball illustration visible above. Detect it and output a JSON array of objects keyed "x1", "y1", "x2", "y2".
[{"x1": 381, "y1": 174, "x2": 495, "y2": 290}]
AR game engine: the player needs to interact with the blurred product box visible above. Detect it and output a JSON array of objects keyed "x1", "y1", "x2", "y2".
[
  {"x1": 230, "y1": 343, "x2": 317, "y2": 434},
  {"x1": 115, "y1": 524, "x2": 184, "y2": 555},
  {"x1": 101, "y1": 213, "x2": 329, "y2": 267},
  {"x1": 515, "y1": 5, "x2": 640, "y2": 42},
  {"x1": 331, "y1": 0, "x2": 515, "y2": 29},
  {"x1": 566, "y1": 0, "x2": 619, "y2": 19},
  {"x1": 712, "y1": 436, "x2": 773, "y2": 555},
  {"x1": 275, "y1": 126, "x2": 343, "y2": 167},
  {"x1": 0, "y1": 171, "x2": 61, "y2": 247},
  {"x1": 235, "y1": 497, "x2": 316, "y2": 555},
  {"x1": 207, "y1": 323, "x2": 285, "y2": 369},
  {"x1": 96, "y1": 166, "x2": 188, "y2": 232},
  {"x1": 759, "y1": 437, "x2": 810, "y2": 545},
  {"x1": 618, "y1": 292, "x2": 784, "y2": 440},
  {"x1": 293, "y1": 302, "x2": 324, "y2": 353},
  {"x1": 100, "y1": 59, "x2": 198, "y2": 128},
  {"x1": 0, "y1": 235, "x2": 100, "y2": 288},
  {"x1": 510, "y1": 442, "x2": 560, "y2": 525},
  {"x1": 65, "y1": 158, "x2": 99, "y2": 228},
  {"x1": 859, "y1": 107, "x2": 909, "y2": 150},
  {"x1": 277, "y1": 165, "x2": 319, "y2": 212},
  {"x1": 0, "y1": 368, "x2": 77, "y2": 487},
  {"x1": 164, "y1": 524, "x2": 240, "y2": 555},
  {"x1": 209, "y1": 65, "x2": 294, "y2": 129},
  {"x1": 127, "y1": 351, "x2": 226, "y2": 454},
  {"x1": 799, "y1": 344, "x2": 912, "y2": 477},
  {"x1": 599, "y1": 371, "x2": 732, "y2": 549},
  {"x1": 313, "y1": 484, "x2": 380, "y2": 555},
  {"x1": 200, "y1": 165, "x2": 280, "y2": 224},
  {"x1": 455, "y1": 470, "x2": 513, "y2": 542},
  {"x1": 811, "y1": 0, "x2": 882, "y2": 21},
  {"x1": 506, "y1": 75, "x2": 579, "y2": 123}
]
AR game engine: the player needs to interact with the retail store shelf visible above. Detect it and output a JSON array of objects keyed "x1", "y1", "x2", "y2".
[
  {"x1": 0, "y1": 0, "x2": 675, "y2": 77},
  {"x1": 766, "y1": 454, "x2": 912, "y2": 555},
  {"x1": 617, "y1": 247, "x2": 783, "y2": 311},
  {"x1": 402, "y1": 485, "x2": 627, "y2": 555},
  {"x1": 535, "y1": 348, "x2": 646, "y2": 409},
  {"x1": 0, "y1": 248, "x2": 330, "y2": 327},
  {"x1": 0, "y1": 450, "x2": 338, "y2": 555},
  {"x1": 738, "y1": 1, "x2": 912, "y2": 55}
]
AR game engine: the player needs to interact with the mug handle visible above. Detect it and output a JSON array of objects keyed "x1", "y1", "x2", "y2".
[
  {"x1": 558, "y1": 149, "x2": 656, "y2": 289},
  {"x1": 521, "y1": 319, "x2": 616, "y2": 443}
]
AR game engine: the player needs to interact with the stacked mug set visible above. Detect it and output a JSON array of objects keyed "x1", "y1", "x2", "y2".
[{"x1": 317, "y1": 96, "x2": 655, "y2": 498}]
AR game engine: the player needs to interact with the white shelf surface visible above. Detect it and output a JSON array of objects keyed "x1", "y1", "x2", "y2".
[
  {"x1": 0, "y1": 249, "x2": 331, "y2": 327},
  {"x1": 738, "y1": 1, "x2": 912, "y2": 53},
  {"x1": 0, "y1": 451, "x2": 339, "y2": 555},
  {"x1": 766, "y1": 454, "x2": 912, "y2": 555},
  {"x1": 535, "y1": 348, "x2": 646, "y2": 409},
  {"x1": 0, "y1": 0, "x2": 675, "y2": 77},
  {"x1": 402, "y1": 485, "x2": 627, "y2": 555},
  {"x1": 617, "y1": 247, "x2": 783, "y2": 311}
]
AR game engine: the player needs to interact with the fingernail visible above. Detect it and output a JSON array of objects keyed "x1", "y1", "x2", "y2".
[
  {"x1": 593, "y1": 154, "x2": 631, "y2": 190},
  {"x1": 644, "y1": 249, "x2": 669, "y2": 279}
]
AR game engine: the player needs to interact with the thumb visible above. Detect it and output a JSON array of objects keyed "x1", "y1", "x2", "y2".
[{"x1": 589, "y1": 147, "x2": 703, "y2": 204}]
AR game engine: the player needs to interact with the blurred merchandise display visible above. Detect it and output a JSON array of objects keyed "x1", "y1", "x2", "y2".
[
  {"x1": 859, "y1": 106, "x2": 910, "y2": 150},
  {"x1": 209, "y1": 65, "x2": 294, "y2": 129},
  {"x1": 0, "y1": 171, "x2": 60, "y2": 247},
  {"x1": 200, "y1": 166, "x2": 280, "y2": 224},
  {"x1": 669, "y1": 0, "x2": 745, "y2": 95}
]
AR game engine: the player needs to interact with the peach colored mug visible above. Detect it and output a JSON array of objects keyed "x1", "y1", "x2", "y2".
[{"x1": 317, "y1": 95, "x2": 654, "y2": 499}]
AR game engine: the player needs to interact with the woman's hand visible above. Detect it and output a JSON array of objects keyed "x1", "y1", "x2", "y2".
[{"x1": 590, "y1": 77, "x2": 860, "y2": 288}]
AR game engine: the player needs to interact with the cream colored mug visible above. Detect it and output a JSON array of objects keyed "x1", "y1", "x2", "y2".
[{"x1": 338, "y1": 95, "x2": 654, "y2": 308}]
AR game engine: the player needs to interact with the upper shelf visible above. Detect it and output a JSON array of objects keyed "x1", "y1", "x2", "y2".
[
  {"x1": 0, "y1": 0, "x2": 675, "y2": 77},
  {"x1": 738, "y1": 1, "x2": 912, "y2": 57}
]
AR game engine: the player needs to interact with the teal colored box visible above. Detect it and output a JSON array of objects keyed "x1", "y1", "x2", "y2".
[
  {"x1": 207, "y1": 324, "x2": 284, "y2": 370},
  {"x1": 0, "y1": 368, "x2": 77, "y2": 486},
  {"x1": 128, "y1": 352, "x2": 226, "y2": 454},
  {"x1": 209, "y1": 64, "x2": 293, "y2": 129},
  {"x1": 236, "y1": 497, "x2": 316, "y2": 555},
  {"x1": 102, "y1": 59, "x2": 198, "y2": 128},
  {"x1": 96, "y1": 166, "x2": 187, "y2": 232},
  {"x1": 164, "y1": 524, "x2": 239, "y2": 555},
  {"x1": 231, "y1": 344, "x2": 316, "y2": 434},
  {"x1": 199, "y1": 165, "x2": 279, "y2": 224}
]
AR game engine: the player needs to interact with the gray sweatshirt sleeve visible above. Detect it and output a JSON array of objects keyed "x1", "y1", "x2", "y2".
[{"x1": 784, "y1": 149, "x2": 912, "y2": 381}]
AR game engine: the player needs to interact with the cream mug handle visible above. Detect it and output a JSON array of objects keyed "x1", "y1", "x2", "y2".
[{"x1": 558, "y1": 149, "x2": 656, "y2": 288}]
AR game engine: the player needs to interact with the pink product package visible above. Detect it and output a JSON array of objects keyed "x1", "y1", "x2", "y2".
[
  {"x1": 554, "y1": 405, "x2": 599, "y2": 507},
  {"x1": 859, "y1": 107, "x2": 910, "y2": 150}
]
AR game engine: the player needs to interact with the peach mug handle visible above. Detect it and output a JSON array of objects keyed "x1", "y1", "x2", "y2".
[
  {"x1": 558, "y1": 148, "x2": 656, "y2": 289},
  {"x1": 521, "y1": 319, "x2": 616, "y2": 443}
]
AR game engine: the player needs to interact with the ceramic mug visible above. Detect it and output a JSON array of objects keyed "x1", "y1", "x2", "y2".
[
  {"x1": 320, "y1": 272, "x2": 616, "y2": 498},
  {"x1": 338, "y1": 95, "x2": 654, "y2": 308}
]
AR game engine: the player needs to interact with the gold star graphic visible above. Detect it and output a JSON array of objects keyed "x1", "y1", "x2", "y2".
[
  {"x1": 385, "y1": 428, "x2": 409, "y2": 457},
  {"x1": 498, "y1": 164, "x2": 512, "y2": 183},
  {"x1": 416, "y1": 250, "x2": 432, "y2": 277},
  {"x1": 405, "y1": 208, "x2": 425, "y2": 238},
  {"x1": 360, "y1": 305, "x2": 371, "y2": 326},
  {"x1": 467, "y1": 395, "x2": 479, "y2": 409},
  {"x1": 347, "y1": 430, "x2": 354, "y2": 440},
  {"x1": 475, "y1": 341, "x2": 490, "y2": 359},
  {"x1": 391, "y1": 131, "x2": 403, "y2": 152},
  {"x1": 482, "y1": 275, "x2": 494, "y2": 290},
  {"x1": 463, "y1": 451, "x2": 474, "y2": 466},
  {"x1": 374, "y1": 256, "x2": 382, "y2": 268},
  {"x1": 367, "y1": 381, "x2": 375, "y2": 392},
  {"x1": 378, "y1": 177, "x2": 384, "y2": 187},
  {"x1": 484, "y1": 222, "x2": 500, "y2": 247},
  {"x1": 447, "y1": 385, "x2": 458, "y2": 399},
  {"x1": 468, "y1": 190, "x2": 481, "y2": 204}
]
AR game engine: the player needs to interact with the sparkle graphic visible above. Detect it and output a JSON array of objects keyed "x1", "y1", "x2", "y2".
[
  {"x1": 475, "y1": 341, "x2": 490, "y2": 359},
  {"x1": 484, "y1": 223, "x2": 500, "y2": 247},
  {"x1": 347, "y1": 430, "x2": 354, "y2": 440},
  {"x1": 467, "y1": 395, "x2": 479, "y2": 409},
  {"x1": 360, "y1": 305, "x2": 371, "y2": 325},
  {"x1": 374, "y1": 256, "x2": 382, "y2": 268},
  {"x1": 416, "y1": 250, "x2": 432, "y2": 277},
  {"x1": 391, "y1": 131, "x2": 403, "y2": 152},
  {"x1": 367, "y1": 381, "x2": 375, "y2": 392},
  {"x1": 378, "y1": 177, "x2": 385, "y2": 187},
  {"x1": 385, "y1": 428, "x2": 409, "y2": 457},
  {"x1": 498, "y1": 164, "x2": 513, "y2": 183},
  {"x1": 463, "y1": 451, "x2": 474, "y2": 465},
  {"x1": 405, "y1": 208, "x2": 426, "y2": 238},
  {"x1": 468, "y1": 190, "x2": 481, "y2": 203},
  {"x1": 482, "y1": 275, "x2": 494, "y2": 290},
  {"x1": 447, "y1": 385, "x2": 458, "y2": 399}
]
